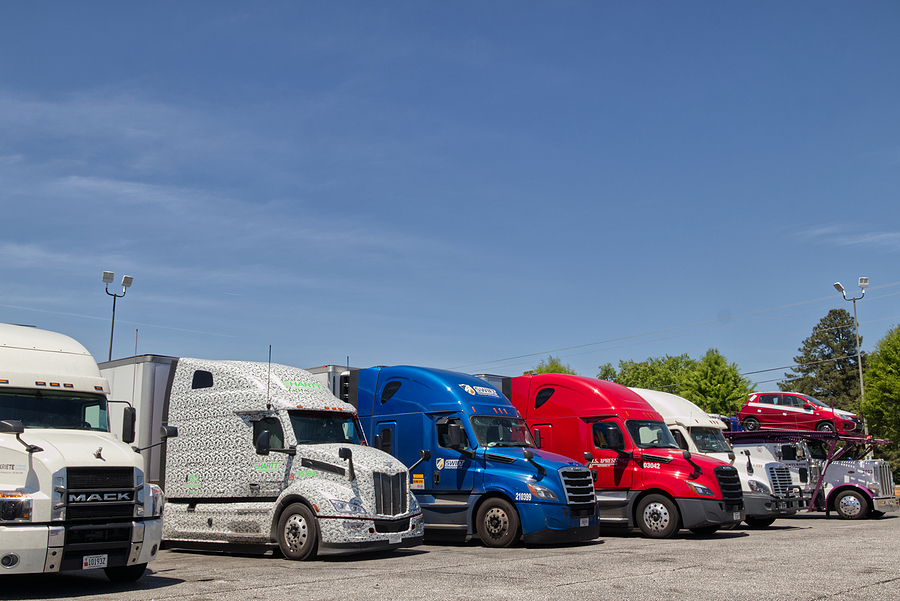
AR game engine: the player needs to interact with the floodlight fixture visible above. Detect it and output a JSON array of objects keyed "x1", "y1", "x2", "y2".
[
  {"x1": 103, "y1": 271, "x2": 134, "y2": 362},
  {"x1": 858, "y1": 277, "x2": 869, "y2": 290},
  {"x1": 833, "y1": 282, "x2": 844, "y2": 293},
  {"x1": 122, "y1": 275, "x2": 133, "y2": 288},
  {"x1": 833, "y1": 277, "x2": 869, "y2": 439},
  {"x1": 103, "y1": 271, "x2": 114, "y2": 284}
]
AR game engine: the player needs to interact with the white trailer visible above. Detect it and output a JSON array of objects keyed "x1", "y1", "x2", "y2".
[
  {"x1": 100, "y1": 355, "x2": 423, "y2": 560},
  {"x1": 633, "y1": 388, "x2": 808, "y2": 528},
  {"x1": 0, "y1": 324, "x2": 164, "y2": 582}
]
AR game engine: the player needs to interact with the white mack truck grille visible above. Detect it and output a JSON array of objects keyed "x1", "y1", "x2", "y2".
[{"x1": 65, "y1": 467, "x2": 138, "y2": 521}]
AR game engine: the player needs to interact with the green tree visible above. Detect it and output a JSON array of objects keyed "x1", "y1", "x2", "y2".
[
  {"x1": 597, "y1": 354, "x2": 696, "y2": 394},
  {"x1": 861, "y1": 325, "x2": 900, "y2": 479},
  {"x1": 680, "y1": 349, "x2": 755, "y2": 415},
  {"x1": 780, "y1": 308, "x2": 865, "y2": 413},
  {"x1": 525, "y1": 356, "x2": 578, "y2": 375}
]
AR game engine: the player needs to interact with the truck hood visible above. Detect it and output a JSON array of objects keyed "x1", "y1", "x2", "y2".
[
  {"x1": 14, "y1": 429, "x2": 142, "y2": 471},
  {"x1": 482, "y1": 446, "x2": 584, "y2": 469},
  {"x1": 296, "y1": 443, "x2": 407, "y2": 476}
]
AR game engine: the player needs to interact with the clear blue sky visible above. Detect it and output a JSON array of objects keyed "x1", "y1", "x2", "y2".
[{"x1": 2, "y1": 2, "x2": 898, "y2": 387}]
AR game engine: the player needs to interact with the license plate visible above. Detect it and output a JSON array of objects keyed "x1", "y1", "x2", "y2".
[
  {"x1": 580, "y1": 518, "x2": 589, "y2": 527},
  {"x1": 388, "y1": 533, "x2": 401, "y2": 544},
  {"x1": 733, "y1": 512, "x2": 741, "y2": 521},
  {"x1": 83, "y1": 554, "x2": 108, "y2": 570}
]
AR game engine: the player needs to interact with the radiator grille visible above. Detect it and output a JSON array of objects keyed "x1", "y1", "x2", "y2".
[
  {"x1": 767, "y1": 464, "x2": 794, "y2": 497},
  {"x1": 67, "y1": 467, "x2": 135, "y2": 489},
  {"x1": 560, "y1": 466, "x2": 596, "y2": 517},
  {"x1": 714, "y1": 465, "x2": 744, "y2": 505},
  {"x1": 374, "y1": 472, "x2": 408, "y2": 516}
]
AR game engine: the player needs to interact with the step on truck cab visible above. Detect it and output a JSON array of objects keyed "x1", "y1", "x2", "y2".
[
  {"x1": 479, "y1": 373, "x2": 744, "y2": 538},
  {"x1": 633, "y1": 388, "x2": 808, "y2": 529},
  {"x1": 100, "y1": 355, "x2": 423, "y2": 560},
  {"x1": 0, "y1": 324, "x2": 165, "y2": 582},
  {"x1": 339, "y1": 366, "x2": 599, "y2": 548},
  {"x1": 726, "y1": 430, "x2": 897, "y2": 520}
]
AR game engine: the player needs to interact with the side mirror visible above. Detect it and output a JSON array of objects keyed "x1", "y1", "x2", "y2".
[
  {"x1": 255, "y1": 430, "x2": 271, "y2": 456},
  {"x1": 584, "y1": 451, "x2": 593, "y2": 462},
  {"x1": 408, "y1": 449, "x2": 431, "y2": 473},
  {"x1": 523, "y1": 449, "x2": 534, "y2": 460},
  {"x1": 533, "y1": 428, "x2": 542, "y2": 449},
  {"x1": 160, "y1": 425, "x2": 178, "y2": 439},
  {"x1": 339, "y1": 447, "x2": 356, "y2": 481},
  {"x1": 121, "y1": 408, "x2": 136, "y2": 444},
  {"x1": 803, "y1": 403, "x2": 813, "y2": 410},
  {"x1": 373, "y1": 434, "x2": 382, "y2": 450},
  {"x1": 0, "y1": 420, "x2": 25, "y2": 434}
]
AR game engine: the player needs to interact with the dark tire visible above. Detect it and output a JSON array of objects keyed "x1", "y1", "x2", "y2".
[
  {"x1": 834, "y1": 490, "x2": 868, "y2": 520},
  {"x1": 742, "y1": 417, "x2": 760, "y2": 431},
  {"x1": 104, "y1": 563, "x2": 147, "y2": 583},
  {"x1": 815, "y1": 421, "x2": 835, "y2": 432},
  {"x1": 277, "y1": 503, "x2": 318, "y2": 560},
  {"x1": 744, "y1": 516, "x2": 777, "y2": 529},
  {"x1": 476, "y1": 498, "x2": 520, "y2": 548},
  {"x1": 636, "y1": 494, "x2": 680, "y2": 539},
  {"x1": 689, "y1": 526, "x2": 719, "y2": 535}
]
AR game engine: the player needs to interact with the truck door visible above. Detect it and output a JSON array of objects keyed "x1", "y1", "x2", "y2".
[
  {"x1": 431, "y1": 416, "x2": 478, "y2": 493},
  {"x1": 249, "y1": 416, "x2": 291, "y2": 497},
  {"x1": 373, "y1": 420, "x2": 398, "y2": 457},
  {"x1": 590, "y1": 419, "x2": 634, "y2": 490}
]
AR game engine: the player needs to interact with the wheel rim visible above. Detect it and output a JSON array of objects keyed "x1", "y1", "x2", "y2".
[
  {"x1": 838, "y1": 495, "x2": 863, "y2": 518},
  {"x1": 745, "y1": 419, "x2": 759, "y2": 431},
  {"x1": 283, "y1": 513, "x2": 309, "y2": 552},
  {"x1": 820, "y1": 424, "x2": 834, "y2": 432},
  {"x1": 642, "y1": 502, "x2": 671, "y2": 533},
  {"x1": 483, "y1": 507, "x2": 509, "y2": 539}
]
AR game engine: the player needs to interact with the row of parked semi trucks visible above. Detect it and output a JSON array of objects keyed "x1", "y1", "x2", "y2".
[{"x1": 1, "y1": 323, "x2": 896, "y2": 582}]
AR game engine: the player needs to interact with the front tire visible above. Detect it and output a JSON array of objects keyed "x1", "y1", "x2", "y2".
[
  {"x1": 277, "y1": 503, "x2": 319, "y2": 560},
  {"x1": 104, "y1": 563, "x2": 147, "y2": 582},
  {"x1": 742, "y1": 417, "x2": 760, "y2": 431},
  {"x1": 476, "y1": 498, "x2": 520, "y2": 548},
  {"x1": 815, "y1": 421, "x2": 835, "y2": 432},
  {"x1": 744, "y1": 516, "x2": 777, "y2": 529},
  {"x1": 636, "y1": 494, "x2": 680, "y2": 539},
  {"x1": 834, "y1": 490, "x2": 868, "y2": 520}
]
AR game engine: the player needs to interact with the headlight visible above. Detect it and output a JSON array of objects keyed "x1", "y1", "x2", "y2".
[
  {"x1": 870, "y1": 482, "x2": 881, "y2": 497},
  {"x1": 0, "y1": 492, "x2": 33, "y2": 522},
  {"x1": 527, "y1": 483, "x2": 559, "y2": 501},
  {"x1": 408, "y1": 492, "x2": 420, "y2": 512},
  {"x1": 330, "y1": 499, "x2": 368, "y2": 515},
  {"x1": 686, "y1": 481, "x2": 715, "y2": 497},
  {"x1": 747, "y1": 480, "x2": 771, "y2": 495},
  {"x1": 149, "y1": 484, "x2": 165, "y2": 518}
]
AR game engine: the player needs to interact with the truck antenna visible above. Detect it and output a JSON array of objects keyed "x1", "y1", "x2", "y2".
[{"x1": 266, "y1": 345, "x2": 272, "y2": 412}]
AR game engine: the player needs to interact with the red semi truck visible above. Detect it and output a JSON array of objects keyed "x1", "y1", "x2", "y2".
[{"x1": 476, "y1": 374, "x2": 744, "y2": 538}]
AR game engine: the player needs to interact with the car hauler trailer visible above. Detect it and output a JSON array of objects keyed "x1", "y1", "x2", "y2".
[
  {"x1": 100, "y1": 355, "x2": 423, "y2": 560},
  {"x1": 633, "y1": 388, "x2": 808, "y2": 528},
  {"x1": 331, "y1": 365, "x2": 599, "y2": 548},
  {"x1": 0, "y1": 324, "x2": 165, "y2": 582},
  {"x1": 477, "y1": 374, "x2": 744, "y2": 538},
  {"x1": 725, "y1": 430, "x2": 897, "y2": 520}
]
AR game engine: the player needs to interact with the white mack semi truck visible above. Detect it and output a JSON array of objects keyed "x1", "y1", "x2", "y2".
[
  {"x1": 100, "y1": 355, "x2": 424, "y2": 560},
  {"x1": 0, "y1": 324, "x2": 165, "y2": 582}
]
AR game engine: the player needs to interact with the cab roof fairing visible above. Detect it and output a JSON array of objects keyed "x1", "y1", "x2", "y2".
[
  {"x1": 518, "y1": 374, "x2": 665, "y2": 421},
  {"x1": 373, "y1": 365, "x2": 515, "y2": 415},
  {"x1": 174, "y1": 358, "x2": 356, "y2": 414},
  {"x1": 632, "y1": 387, "x2": 726, "y2": 431}
]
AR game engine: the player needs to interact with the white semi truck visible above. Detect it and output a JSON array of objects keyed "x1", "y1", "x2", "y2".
[
  {"x1": 633, "y1": 388, "x2": 808, "y2": 528},
  {"x1": 725, "y1": 430, "x2": 897, "y2": 520},
  {"x1": 0, "y1": 324, "x2": 165, "y2": 582},
  {"x1": 100, "y1": 355, "x2": 424, "y2": 560}
]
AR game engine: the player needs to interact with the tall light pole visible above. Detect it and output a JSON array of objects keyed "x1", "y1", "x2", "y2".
[
  {"x1": 103, "y1": 271, "x2": 133, "y2": 362},
  {"x1": 833, "y1": 277, "x2": 868, "y2": 436}
]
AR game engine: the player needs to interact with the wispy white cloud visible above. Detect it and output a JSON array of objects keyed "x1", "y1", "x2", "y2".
[{"x1": 796, "y1": 225, "x2": 900, "y2": 252}]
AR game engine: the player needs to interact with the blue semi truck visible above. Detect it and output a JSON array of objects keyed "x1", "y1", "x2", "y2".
[{"x1": 309, "y1": 365, "x2": 599, "y2": 548}]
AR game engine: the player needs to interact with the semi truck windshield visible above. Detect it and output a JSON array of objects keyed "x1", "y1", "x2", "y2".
[
  {"x1": 0, "y1": 389, "x2": 109, "y2": 431},
  {"x1": 689, "y1": 427, "x2": 732, "y2": 453},
  {"x1": 470, "y1": 415, "x2": 535, "y2": 448},
  {"x1": 289, "y1": 410, "x2": 362, "y2": 445},
  {"x1": 626, "y1": 420, "x2": 680, "y2": 450}
]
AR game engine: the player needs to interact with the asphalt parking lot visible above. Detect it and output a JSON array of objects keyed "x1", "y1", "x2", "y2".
[{"x1": 4, "y1": 513, "x2": 898, "y2": 601}]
